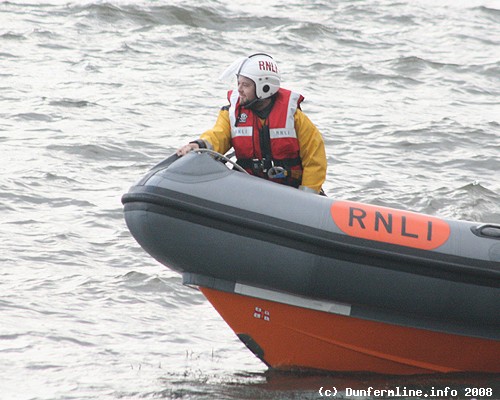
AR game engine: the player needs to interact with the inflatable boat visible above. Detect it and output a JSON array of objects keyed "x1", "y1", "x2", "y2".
[{"x1": 122, "y1": 151, "x2": 500, "y2": 375}]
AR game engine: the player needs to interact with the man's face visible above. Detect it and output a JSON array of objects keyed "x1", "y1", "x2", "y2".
[{"x1": 237, "y1": 75, "x2": 256, "y2": 106}]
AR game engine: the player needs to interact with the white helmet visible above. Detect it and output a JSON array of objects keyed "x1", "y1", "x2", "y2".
[{"x1": 220, "y1": 53, "x2": 281, "y2": 99}]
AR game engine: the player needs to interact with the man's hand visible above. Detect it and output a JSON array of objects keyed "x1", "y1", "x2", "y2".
[{"x1": 176, "y1": 142, "x2": 200, "y2": 156}]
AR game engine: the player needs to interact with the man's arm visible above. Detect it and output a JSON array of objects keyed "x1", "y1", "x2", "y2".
[{"x1": 295, "y1": 109, "x2": 327, "y2": 193}]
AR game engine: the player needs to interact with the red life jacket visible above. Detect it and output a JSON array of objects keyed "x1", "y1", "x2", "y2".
[{"x1": 228, "y1": 88, "x2": 304, "y2": 187}]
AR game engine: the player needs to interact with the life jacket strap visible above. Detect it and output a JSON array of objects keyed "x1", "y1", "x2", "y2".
[{"x1": 236, "y1": 157, "x2": 301, "y2": 173}]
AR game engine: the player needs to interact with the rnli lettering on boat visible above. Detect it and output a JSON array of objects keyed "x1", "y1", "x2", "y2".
[{"x1": 330, "y1": 201, "x2": 450, "y2": 250}]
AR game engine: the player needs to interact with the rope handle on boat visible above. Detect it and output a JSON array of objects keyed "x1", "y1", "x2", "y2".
[
  {"x1": 193, "y1": 149, "x2": 290, "y2": 180},
  {"x1": 471, "y1": 224, "x2": 500, "y2": 239},
  {"x1": 193, "y1": 148, "x2": 249, "y2": 174}
]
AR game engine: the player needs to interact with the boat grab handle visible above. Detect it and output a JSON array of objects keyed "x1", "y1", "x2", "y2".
[
  {"x1": 195, "y1": 148, "x2": 249, "y2": 174},
  {"x1": 471, "y1": 224, "x2": 500, "y2": 239}
]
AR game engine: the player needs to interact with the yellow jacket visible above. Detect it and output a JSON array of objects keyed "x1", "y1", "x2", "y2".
[{"x1": 200, "y1": 107, "x2": 327, "y2": 193}]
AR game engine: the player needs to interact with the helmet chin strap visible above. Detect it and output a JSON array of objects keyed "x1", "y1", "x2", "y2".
[{"x1": 241, "y1": 97, "x2": 262, "y2": 109}]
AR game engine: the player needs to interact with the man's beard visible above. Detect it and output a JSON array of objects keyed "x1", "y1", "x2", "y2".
[{"x1": 241, "y1": 97, "x2": 260, "y2": 109}]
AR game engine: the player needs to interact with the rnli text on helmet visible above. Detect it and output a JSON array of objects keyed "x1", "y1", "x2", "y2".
[{"x1": 259, "y1": 61, "x2": 279, "y2": 74}]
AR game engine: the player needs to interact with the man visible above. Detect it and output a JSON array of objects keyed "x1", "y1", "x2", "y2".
[{"x1": 177, "y1": 53, "x2": 327, "y2": 194}]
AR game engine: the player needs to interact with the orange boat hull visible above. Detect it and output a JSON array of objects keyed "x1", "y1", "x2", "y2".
[{"x1": 201, "y1": 287, "x2": 500, "y2": 375}]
